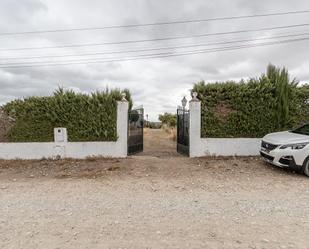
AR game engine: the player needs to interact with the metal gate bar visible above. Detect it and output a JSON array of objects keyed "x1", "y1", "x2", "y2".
[
  {"x1": 177, "y1": 108, "x2": 189, "y2": 156},
  {"x1": 128, "y1": 108, "x2": 144, "y2": 155}
]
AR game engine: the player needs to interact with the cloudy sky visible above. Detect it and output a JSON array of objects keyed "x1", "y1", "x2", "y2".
[{"x1": 0, "y1": 0, "x2": 309, "y2": 120}]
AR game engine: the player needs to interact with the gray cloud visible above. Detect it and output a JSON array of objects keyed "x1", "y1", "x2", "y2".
[{"x1": 0, "y1": 0, "x2": 309, "y2": 120}]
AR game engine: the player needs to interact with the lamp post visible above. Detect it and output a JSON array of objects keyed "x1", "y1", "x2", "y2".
[{"x1": 181, "y1": 96, "x2": 187, "y2": 110}]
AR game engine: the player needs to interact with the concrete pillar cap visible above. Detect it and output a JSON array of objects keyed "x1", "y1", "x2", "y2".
[
  {"x1": 190, "y1": 92, "x2": 200, "y2": 102},
  {"x1": 121, "y1": 92, "x2": 128, "y2": 102}
]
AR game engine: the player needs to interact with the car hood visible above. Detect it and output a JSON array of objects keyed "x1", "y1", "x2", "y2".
[{"x1": 263, "y1": 131, "x2": 309, "y2": 145}]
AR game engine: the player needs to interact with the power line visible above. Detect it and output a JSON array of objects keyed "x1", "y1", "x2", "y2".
[
  {"x1": 0, "y1": 10, "x2": 309, "y2": 36},
  {"x1": 1, "y1": 31, "x2": 309, "y2": 62},
  {"x1": 1, "y1": 23, "x2": 309, "y2": 52},
  {"x1": 0, "y1": 37, "x2": 308, "y2": 69}
]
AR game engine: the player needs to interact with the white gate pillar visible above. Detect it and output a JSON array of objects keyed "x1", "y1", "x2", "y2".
[
  {"x1": 117, "y1": 93, "x2": 129, "y2": 157},
  {"x1": 189, "y1": 92, "x2": 201, "y2": 157}
]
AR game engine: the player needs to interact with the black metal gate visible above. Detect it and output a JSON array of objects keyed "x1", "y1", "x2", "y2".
[
  {"x1": 128, "y1": 108, "x2": 144, "y2": 155},
  {"x1": 177, "y1": 108, "x2": 189, "y2": 156}
]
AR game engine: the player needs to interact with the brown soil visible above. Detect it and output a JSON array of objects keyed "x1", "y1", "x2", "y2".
[
  {"x1": 0, "y1": 129, "x2": 308, "y2": 249},
  {"x1": 139, "y1": 128, "x2": 178, "y2": 157}
]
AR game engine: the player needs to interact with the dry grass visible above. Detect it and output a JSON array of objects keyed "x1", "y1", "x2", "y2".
[{"x1": 162, "y1": 124, "x2": 177, "y2": 141}]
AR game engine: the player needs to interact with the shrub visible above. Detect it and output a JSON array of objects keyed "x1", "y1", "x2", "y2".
[
  {"x1": 158, "y1": 112, "x2": 177, "y2": 127},
  {"x1": 147, "y1": 122, "x2": 162, "y2": 129},
  {"x1": 3, "y1": 88, "x2": 132, "y2": 142},
  {"x1": 192, "y1": 65, "x2": 308, "y2": 138}
]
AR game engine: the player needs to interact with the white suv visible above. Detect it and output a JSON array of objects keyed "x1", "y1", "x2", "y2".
[{"x1": 260, "y1": 123, "x2": 309, "y2": 176}]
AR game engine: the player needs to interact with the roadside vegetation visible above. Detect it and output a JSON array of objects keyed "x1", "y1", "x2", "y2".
[
  {"x1": 145, "y1": 121, "x2": 162, "y2": 129},
  {"x1": 193, "y1": 64, "x2": 309, "y2": 138},
  {"x1": 159, "y1": 112, "x2": 177, "y2": 127},
  {"x1": 159, "y1": 112, "x2": 177, "y2": 141},
  {"x1": 2, "y1": 88, "x2": 132, "y2": 142}
]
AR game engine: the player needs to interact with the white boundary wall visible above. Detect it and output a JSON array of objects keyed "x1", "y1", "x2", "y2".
[
  {"x1": 0, "y1": 101, "x2": 128, "y2": 160},
  {"x1": 189, "y1": 99, "x2": 261, "y2": 157}
]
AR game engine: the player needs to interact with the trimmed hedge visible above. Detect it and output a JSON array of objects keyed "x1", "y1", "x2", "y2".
[
  {"x1": 193, "y1": 67, "x2": 308, "y2": 138},
  {"x1": 3, "y1": 88, "x2": 132, "y2": 142},
  {"x1": 295, "y1": 84, "x2": 309, "y2": 124}
]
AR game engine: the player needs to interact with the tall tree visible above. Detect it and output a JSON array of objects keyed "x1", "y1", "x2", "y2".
[{"x1": 265, "y1": 64, "x2": 298, "y2": 129}]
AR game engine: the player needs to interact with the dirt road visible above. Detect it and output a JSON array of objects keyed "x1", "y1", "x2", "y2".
[{"x1": 0, "y1": 129, "x2": 308, "y2": 248}]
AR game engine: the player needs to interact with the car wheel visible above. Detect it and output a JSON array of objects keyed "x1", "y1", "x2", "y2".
[{"x1": 303, "y1": 158, "x2": 309, "y2": 177}]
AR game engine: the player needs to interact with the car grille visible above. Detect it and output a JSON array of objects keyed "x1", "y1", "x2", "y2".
[
  {"x1": 260, "y1": 152, "x2": 274, "y2": 162},
  {"x1": 261, "y1": 141, "x2": 279, "y2": 151}
]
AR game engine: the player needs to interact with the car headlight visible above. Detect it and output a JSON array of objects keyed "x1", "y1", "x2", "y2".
[{"x1": 280, "y1": 142, "x2": 309, "y2": 150}]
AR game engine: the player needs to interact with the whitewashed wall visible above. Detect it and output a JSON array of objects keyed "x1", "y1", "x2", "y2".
[
  {"x1": 189, "y1": 98, "x2": 261, "y2": 157},
  {"x1": 0, "y1": 100, "x2": 128, "y2": 160}
]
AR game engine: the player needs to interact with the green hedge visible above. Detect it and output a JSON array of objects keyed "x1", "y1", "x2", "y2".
[
  {"x1": 3, "y1": 88, "x2": 132, "y2": 142},
  {"x1": 193, "y1": 66, "x2": 308, "y2": 138},
  {"x1": 295, "y1": 84, "x2": 309, "y2": 124}
]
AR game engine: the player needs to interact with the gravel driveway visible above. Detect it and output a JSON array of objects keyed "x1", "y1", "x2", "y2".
[{"x1": 0, "y1": 129, "x2": 308, "y2": 249}]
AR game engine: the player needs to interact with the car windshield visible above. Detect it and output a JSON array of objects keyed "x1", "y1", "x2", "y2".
[{"x1": 291, "y1": 124, "x2": 309, "y2": 135}]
